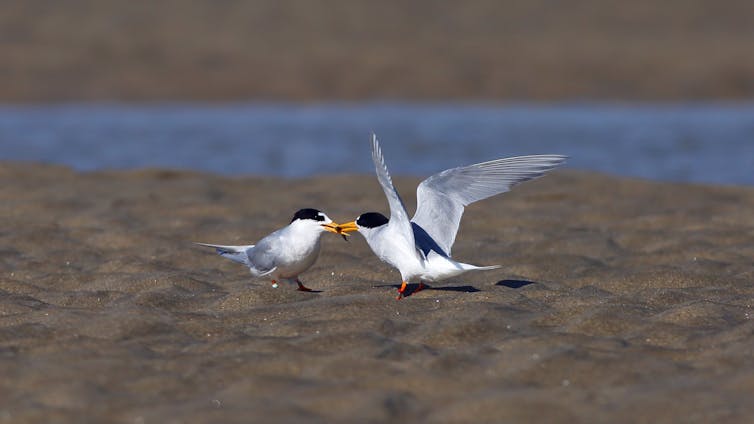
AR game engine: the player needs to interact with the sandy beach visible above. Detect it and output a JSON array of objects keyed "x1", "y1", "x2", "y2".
[
  {"x1": 1, "y1": 162, "x2": 753, "y2": 422},
  {"x1": 2, "y1": 0, "x2": 753, "y2": 102}
]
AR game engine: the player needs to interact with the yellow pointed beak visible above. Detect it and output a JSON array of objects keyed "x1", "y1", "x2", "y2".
[
  {"x1": 321, "y1": 222, "x2": 342, "y2": 234},
  {"x1": 336, "y1": 221, "x2": 359, "y2": 234},
  {"x1": 321, "y1": 221, "x2": 356, "y2": 242}
]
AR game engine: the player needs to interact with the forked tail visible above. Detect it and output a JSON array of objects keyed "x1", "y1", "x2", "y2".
[
  {"x1": 424, "y1": 251, "x2": 501, "y2": 281},
  {"x1": 465, "y1": 264, "x2": 502, "y2": 272},
  {"x1": 194, "y1": 242, "x2": 252, "y2": 266}
]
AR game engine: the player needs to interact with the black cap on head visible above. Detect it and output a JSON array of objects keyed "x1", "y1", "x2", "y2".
[
  {"x1": 291, "y1": 208, "x2": 326, "y2": 223},
  {"x1": 356, "y1": 212, "x2": 389, "y2": 229}
]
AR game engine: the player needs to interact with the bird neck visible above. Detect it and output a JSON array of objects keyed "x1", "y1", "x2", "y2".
[{"x1": 286, "y1": 222, "x2": 324, "y2": 247}]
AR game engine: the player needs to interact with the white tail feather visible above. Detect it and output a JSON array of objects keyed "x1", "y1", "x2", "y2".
[
  {"x1": 194, "y1": 242, "x2": 252, "y2": 266},
  {"x1": 464, "y1": 264, "x2": 502, "y2": 271}
]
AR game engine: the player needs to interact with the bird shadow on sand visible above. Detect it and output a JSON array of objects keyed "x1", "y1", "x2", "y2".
[
  {"x1": 429, "y1": 285, "x2": 480, "y2": 293},
  {"x1": 248, "y1": 282, "x2": 323, "y2": 293},
  {"x1": 372, "y1": 283, "x2": 480, "y2": 297},
  {"x1": 496, "y1": 279, "x2": 537, "y2": 289}
]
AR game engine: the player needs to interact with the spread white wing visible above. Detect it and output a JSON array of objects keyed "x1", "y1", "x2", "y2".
[
  {"x1": 412, "y1": 154, "x2": 567, "y2": 256},
  {"x1": 371, "y1": 134, "x2": 415, "y2": 249}
]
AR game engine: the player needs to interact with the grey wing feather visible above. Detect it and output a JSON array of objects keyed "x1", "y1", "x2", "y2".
[
  {"x1": 245, "y1": 237, "x2": 278, "y2": 276},
  {"x1": 412, "y1": 154, "x2": 567, "y2": 256},
  {"x1": 195, "y1": 241, "x2": 276, "y2": 277},
  {"x1": 371, "y1": 134, "x2": 415, "y2": 248}
]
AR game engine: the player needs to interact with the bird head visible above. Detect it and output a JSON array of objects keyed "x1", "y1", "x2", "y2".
[
  {"x1": 336, "y1": 212, "x2": 388, "y2": 237},
  {"x1": 290, "y1": 208, "x2": 350, "y2": 241}
]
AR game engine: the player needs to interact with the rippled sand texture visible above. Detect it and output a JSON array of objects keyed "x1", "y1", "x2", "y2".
[{"x1": 1, "y1": 163, "x2": 753, "y2": 423}]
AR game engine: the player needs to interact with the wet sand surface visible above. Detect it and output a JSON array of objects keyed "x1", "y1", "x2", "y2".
[{"x1": 1, "y1": 162, "x2": 754, "y2": 423}]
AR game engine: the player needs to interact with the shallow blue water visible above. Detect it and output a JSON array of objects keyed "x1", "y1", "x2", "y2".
[{"x1": 1, "y1": 102, "x2": 753, "y2": 185}]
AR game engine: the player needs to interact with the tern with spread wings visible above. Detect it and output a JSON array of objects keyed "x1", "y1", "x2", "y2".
[{"x1": 338, "y1": 135, "x2": 566, "y2": 299}]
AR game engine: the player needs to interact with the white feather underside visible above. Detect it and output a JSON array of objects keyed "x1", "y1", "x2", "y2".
[{"x1": 412, "y1": 154, "x2": 567, "y2": 256}]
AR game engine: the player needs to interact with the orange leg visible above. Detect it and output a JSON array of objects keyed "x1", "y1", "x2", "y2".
[
  {"x1": 396, "y1": 281, "x2": 408, "y2": 300},
  {"x1": 413, "y1": 281, "x2": 426, "y2": 294},
  {"x1": 296, "y1": 279, "x2": 313, "y2": 292}
]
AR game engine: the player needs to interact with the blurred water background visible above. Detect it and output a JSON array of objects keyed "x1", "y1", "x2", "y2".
[{"x1": 1, "y1": 102, "x2": 753, "y2": 185}]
